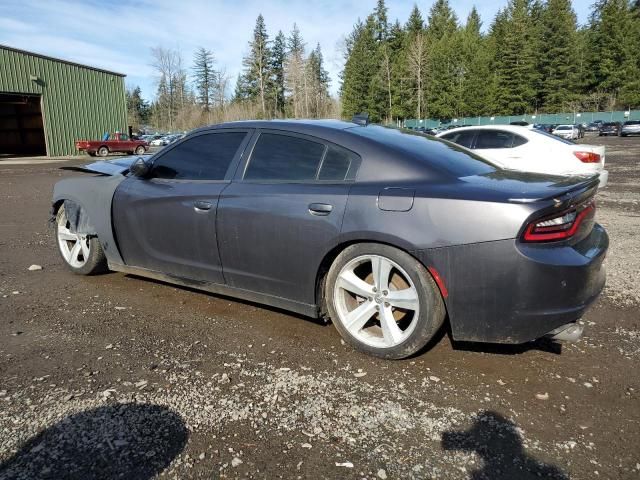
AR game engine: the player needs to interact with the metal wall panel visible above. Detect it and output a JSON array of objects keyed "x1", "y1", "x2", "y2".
[{"x1": 0, "y1": 45, "x2": 127, "y2": 156}]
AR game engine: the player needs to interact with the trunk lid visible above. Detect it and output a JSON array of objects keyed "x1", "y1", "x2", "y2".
[{"x1": 458, "y1": 170, "x2": 600, "y2": 204}]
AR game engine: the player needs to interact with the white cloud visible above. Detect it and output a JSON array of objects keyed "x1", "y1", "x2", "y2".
[{"x1": 0, "y1": 0, "x2": 594, "y2": 102}]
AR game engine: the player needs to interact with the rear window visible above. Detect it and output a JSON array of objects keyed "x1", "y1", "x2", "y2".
[
  {"x1": 624, "y1": 121, "x2": 640, "y2": 125},
  {"x1": 555, "y1": 126, "x2": 571, "y2": 130},
  {"x1": 531, "y1": 129, "x2": 575, "y2": 145},
  {"x1": 352, "y1": 126, "x2": 496, "y2": 177}
]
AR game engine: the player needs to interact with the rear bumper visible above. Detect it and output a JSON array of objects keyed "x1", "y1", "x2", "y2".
[{"x1": 416, "y1": 224, "x2": 608, "y2": 344}]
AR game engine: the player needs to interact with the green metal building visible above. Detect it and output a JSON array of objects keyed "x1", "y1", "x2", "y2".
[{"x1": 0, "y1": 44, "x2": 127, "y2": 157}]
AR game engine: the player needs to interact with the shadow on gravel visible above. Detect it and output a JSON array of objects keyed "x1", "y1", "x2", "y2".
[
  {"x1": 442, "y1": 411, "x2": 568, "y2": 480},
  {"x1": 451, "y1": 336, "x2": 562, "y2": 356},
  {"x1": 0, "y1": 403, "x2": 187, "y2": 480}
]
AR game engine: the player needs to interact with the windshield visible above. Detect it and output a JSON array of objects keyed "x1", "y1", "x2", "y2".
[
  {"x1": 555, "y1": 126, "x2": 571, "y2": 130},
  {"x1": 531, "y1": 129, "x2": 575, "y2": 145},
  {"x1": 624, "y1": 121, "x2": 640, "y2": 125},
  {"x1": 351, "y1": 125, "x2": 497, "y2": 177}
]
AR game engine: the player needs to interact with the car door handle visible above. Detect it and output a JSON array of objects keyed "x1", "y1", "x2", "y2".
[
  {"x1": 308, "y1": 203, "x2": 333, "y2": 216},
  {"x1": 194, "y1": 200, "x2": 213, "y2": 211}
]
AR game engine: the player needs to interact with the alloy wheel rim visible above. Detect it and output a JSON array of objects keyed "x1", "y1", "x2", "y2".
[
  {"x1": 334, "y1": 254, "x2": 420, "y2": 348},
  {"x1": 57, "y1": 209, "x2": 90, "y2": 268}
]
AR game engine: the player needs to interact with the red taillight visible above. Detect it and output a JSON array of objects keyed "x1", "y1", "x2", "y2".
[
  {"x1": 573, "y1": 151, "x2": 601, "y2": 163},
  {"x1": 523, "y1": 201, "x2": 595, "y2": 242}
]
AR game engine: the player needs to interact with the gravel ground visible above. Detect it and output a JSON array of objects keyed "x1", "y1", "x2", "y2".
[{"x1": 0, "y1": 135, "x2": 639, "y2": 479}]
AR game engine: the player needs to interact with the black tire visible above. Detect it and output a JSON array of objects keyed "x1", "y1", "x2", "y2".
[
  {"x1": 326, "y1": 243, "x2": 446, "y2": 359},
  {"x1": 135, "y1": 145, "x2": 146, "y2": 155},
  {"x1": 97, "y1": 146, "x2": 109, "y2": 157},
  {"x1": 55, "y1": 205, "x2": 108, "y2": 275}
]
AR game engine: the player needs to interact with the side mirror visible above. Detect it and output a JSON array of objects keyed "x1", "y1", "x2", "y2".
[{"x1": 129, "y1": 157, "x2": 152, "y2": 178}]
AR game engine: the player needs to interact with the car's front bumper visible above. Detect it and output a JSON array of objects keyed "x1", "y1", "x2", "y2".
[{"x1": 416, "y1": 224, "x2": 608, "y2": 344}]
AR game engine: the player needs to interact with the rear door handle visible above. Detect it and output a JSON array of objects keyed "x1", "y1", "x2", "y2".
[
  {"x1": 308, "y1": 203, "x2": 333, "y2": 216},
  {"x1": 194, "y1": 200, "x2": 213, "y2": 211}
]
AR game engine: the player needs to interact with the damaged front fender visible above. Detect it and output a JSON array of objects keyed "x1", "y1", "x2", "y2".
[{"x1": 52, "y1": 174, "x2": 127, "y2": 265}]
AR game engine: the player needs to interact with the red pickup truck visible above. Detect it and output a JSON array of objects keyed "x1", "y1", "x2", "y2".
[{"x1": 76, "y1": 133, "x2": 149, "y2": 157}]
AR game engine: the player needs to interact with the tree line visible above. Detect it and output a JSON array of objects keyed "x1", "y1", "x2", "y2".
[
  {"x1": 341, "y1": 0, "x2": 640, "y2": 123},
  {"x1": 127, "y1": 0, "x2": 640, "y2": 131},
  {"x1": 127, "y1": 15, "x2": 334, "y2": 132}
]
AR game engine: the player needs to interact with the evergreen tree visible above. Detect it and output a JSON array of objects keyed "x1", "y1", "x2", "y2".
[
  {"x1": 306, "y1": 43, "x2": 331, "y2": 117},
  {"x1": 341, "y1": 16, "x2": 378, "y2": 118},
  {"x1": 460, "y1": 8, "x2": 494, "y2": 116},
  {"x1": 587, "y1": 0, "x2": 640, "y2": 107},
  {"x1": 491, "y1": 0, "x2": 538, "y2": 115},
  {"x1": 125, "y1": 86, "x2": 150, "y2": 129},
  {"x1": 373, "y1": 0, "x2": 389, "y2": 42},
  {"x1": 240, "y1": 14, "x2": 271, "y2": 117},
  {"x1": 192, "y1": 47, "x2": 216, "y2": 111},
  {"x1": 270, "y1": 31, "x2": 287, "y2": 116},
  {"x1": 538, "y1": 0, "x2": 578, "y2": 111},
  {"x1": 424, "y1": 0, "x2": 460, "y2": 119},
  {"x1": 406, "y1": 4, "x2": 424, "y2": 36}
]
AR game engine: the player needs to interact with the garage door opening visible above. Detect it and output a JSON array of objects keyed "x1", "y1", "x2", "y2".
[{"x1": 0, "y1": 93, "x2": 47, "y2": 157}]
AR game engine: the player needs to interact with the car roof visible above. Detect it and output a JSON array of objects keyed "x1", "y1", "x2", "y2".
[{"x1": 186, "y1": 120, "x2": 497, "y2": 182}]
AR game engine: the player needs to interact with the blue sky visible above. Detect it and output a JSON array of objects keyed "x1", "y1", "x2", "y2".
[{"x1": 0, "y1": 0, "x2": 594, "y2": 100}]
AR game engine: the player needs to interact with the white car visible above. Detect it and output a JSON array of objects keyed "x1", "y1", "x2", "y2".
[
  {"x1": 436, "y1": 125, "x2": 608, "y2": 188},
  {"x1": 552, "y1": 124, "x2": 579, "y2": 140}
]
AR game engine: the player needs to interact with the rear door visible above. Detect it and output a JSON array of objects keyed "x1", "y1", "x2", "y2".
[
  {"x1": 217, "y1": 130, "x2": 359, "y2": 305},
  {"x1": 112, "y1": 130, "x2": 251, "y2": 283}
]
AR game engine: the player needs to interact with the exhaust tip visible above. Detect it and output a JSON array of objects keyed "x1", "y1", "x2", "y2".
[{"x1": 547, "y1": 322, "x2": 584, "y2": 343}]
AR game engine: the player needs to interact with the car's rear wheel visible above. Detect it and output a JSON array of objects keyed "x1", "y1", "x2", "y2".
[
  {"x1": 326, "y1": 243, "x2": 445, "y2": 359},
  {"x1": 135, "y1": 145, "x2": 146, "y2": 155},
  {"x1": 97, "y1": 146, "x2": 109, "y2": 157},
  {"x1": 55, "y1": 205, "x2": 107, "y2": 275}
]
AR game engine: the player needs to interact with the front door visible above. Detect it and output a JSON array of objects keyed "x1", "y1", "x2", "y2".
[
  {"x1": 112, "y1": 130, "x2": 251, "y2": 283},
  {"x1": 217, "y1": 131, "x2": 359, "y2": 305}
]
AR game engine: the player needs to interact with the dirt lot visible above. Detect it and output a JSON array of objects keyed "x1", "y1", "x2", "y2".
[{"x1": 0, "y1": 135, "x2": 638, "y2": 480}]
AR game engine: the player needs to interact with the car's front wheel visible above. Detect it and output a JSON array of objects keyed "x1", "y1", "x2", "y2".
[
  {"x1": 55, "y1": 204, "x2": 107, "y2": 275},
  {"x1": 326, "y1": 243, "x2": 445, "y2": 359}
]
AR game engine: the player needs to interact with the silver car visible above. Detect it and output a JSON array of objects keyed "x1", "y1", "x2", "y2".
[{"x1": 621, "y1": 120, "x2": 640, "y2": 137}]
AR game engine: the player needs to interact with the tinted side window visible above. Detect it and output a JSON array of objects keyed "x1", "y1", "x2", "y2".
[
  {"x1": 151, "y1": 132, "x2": 246, "y2": 180},
  {"x1": 442, "y1": 130, "x2": 476, "y2": 148},
  {"x1": 244, "y1": 133, "x2": 326, "y2": 181},
  {"x1": 512, "y1": 134, "x2": 528, "y2": 147},
  {"x1": 475, "y1": 131, "x2": 514, "y2": 149},
  {"x1": 318, "y1": 146, "x2": 354, "y2": 181}
]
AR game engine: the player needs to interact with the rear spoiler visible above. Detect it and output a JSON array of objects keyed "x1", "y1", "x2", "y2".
[{"x1": 539, "y1": 174, "x2": 599, "y2": 205}]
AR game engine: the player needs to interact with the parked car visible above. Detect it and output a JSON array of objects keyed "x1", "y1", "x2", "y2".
[
  {"x1": 599, "y1": 122, "x2": 621, "y2": 136},
  {"x1": 585, "y1": 123, "x2": 601, "y2": 132},
  {"x1": 52, "y1": 120, "x2": 607, "y2": 359},
  {"x1": 75, "y1": 132, "x2": 148, "y2": 157},
  {"x1": 436, "y1": 125, "x2": 608, "y2": 188},
  {"x1": 621, "y1": 120, "x2": 640, "y2": 137},
  {"x1": 552, "y1": 124, "x2": 579, "y2": 140}
]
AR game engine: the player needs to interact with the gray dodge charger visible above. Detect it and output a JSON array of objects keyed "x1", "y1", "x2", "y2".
[{"x1": 52, "y1": 120, "x2": 608, "y2": 359}]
